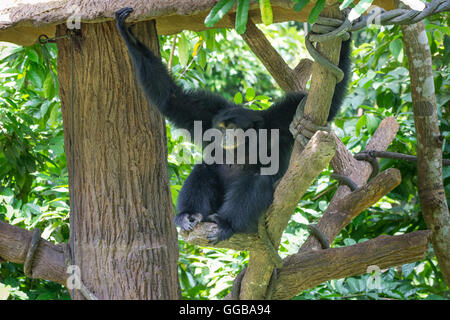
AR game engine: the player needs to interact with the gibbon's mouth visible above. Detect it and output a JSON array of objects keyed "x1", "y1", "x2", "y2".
[
  {"x1": 221, "y1": 131, "x2": 242, "y2": 150},
  {"x1": 222, "y1": 143, "x2": 239, "y2": 150}
]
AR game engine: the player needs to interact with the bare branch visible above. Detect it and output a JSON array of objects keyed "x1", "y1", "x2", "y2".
[
  {"x1": 240, "y1": 19, "x2": 312, "y2": 92},
  {"x1": 0, "y1": 221, "x2": 66, "y2": 285},
  {"x1": 301, "y1": 117, "x2": 400, "y2": 252},
  {"x1": 299, "y1": 168, "x2": 401, "y2": 253},
  {"x1": 273, "y1": 230, "x2": 432, "y2": 299}
]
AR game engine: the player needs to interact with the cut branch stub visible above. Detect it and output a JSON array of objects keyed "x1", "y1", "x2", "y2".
[
  {"x1": 296, "y1": 167, "x2": 402, "y2": 254},
  {"x1": 300, "y1": 116, "x2": 400, "y2": 252},
  {"x1": 0, "y1": 221, "x2": 66, "y2": 285}
]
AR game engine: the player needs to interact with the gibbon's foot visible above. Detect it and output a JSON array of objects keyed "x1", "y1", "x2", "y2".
[
  {"x1": 206, "y1": 214, "x2": 234, "y2": 244},
  {"x1": 115, "y1": 7, "x2": 133, "y2": 25},
  {"x1": 174, "y1": 212, "x2": 203, "y2": 231}
]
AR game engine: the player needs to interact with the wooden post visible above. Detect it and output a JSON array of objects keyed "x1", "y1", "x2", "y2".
[{"x1": 57, "y1": 20, "x2": 180, "y2": 299}]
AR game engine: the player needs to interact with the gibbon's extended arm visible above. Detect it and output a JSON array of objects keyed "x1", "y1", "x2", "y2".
[
  {"x1": 115, "y1": 8, "x2": 232, "y2": 133},
  {"x1": 264, "y1": 36, "x2": 352, "y2": 131},
  {"x1": 327, "y1": 36, "x2": 352, "y2": 121}
]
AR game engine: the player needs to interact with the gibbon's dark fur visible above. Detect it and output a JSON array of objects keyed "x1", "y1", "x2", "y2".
[{"x1": 115, "y1": 8, "x2": 352, "y2": 242}]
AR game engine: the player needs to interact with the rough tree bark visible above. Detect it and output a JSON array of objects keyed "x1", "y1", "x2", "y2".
[
  {"x1": 401, "y1": 21, "x2": 450, "y2": 285},
  {"x1": 57, "y1": 20, "x2": 180, "y2": 299}
]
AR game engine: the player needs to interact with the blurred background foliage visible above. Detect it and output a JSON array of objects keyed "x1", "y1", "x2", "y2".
[{"x1": 0, "y1": 10, "x2": 448, "y2": 300}]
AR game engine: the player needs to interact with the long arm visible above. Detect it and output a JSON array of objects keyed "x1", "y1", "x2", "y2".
[
  {"x1": 115, "y1": 8, "x2": 232, "y2": 133},
  {"x1": 264, "y1": 36, "x2": 353, "y2": 131}
]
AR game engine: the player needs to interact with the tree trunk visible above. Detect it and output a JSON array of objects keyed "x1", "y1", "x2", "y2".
[
  {"x1": 401, "y1": 21, "x2": 450, "y2": 285},
  {"x1": 57, "y1": 20, "x2": 180, "y2": 299}
]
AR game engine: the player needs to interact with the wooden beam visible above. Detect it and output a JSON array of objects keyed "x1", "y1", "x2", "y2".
[{"x1": 0, "y1": 0, "x2": 397, "y2": 46}]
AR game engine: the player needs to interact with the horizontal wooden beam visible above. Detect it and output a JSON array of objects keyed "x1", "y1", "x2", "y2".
[
  {"x1": 0, "y1": 0, "x2": 396, "y2": 46},
  {"x1": 0, "y1": 221, "x2": 66, "y2": 285}
]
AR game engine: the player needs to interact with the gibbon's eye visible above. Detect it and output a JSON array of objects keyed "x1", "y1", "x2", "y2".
[{"x1": 216, "y1": 121, "x2": 238, "y2": 130}]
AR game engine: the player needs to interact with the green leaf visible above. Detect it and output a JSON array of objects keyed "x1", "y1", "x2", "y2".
[
  {"x1": 348, "y1": 0, "x2": 374, "y2": 21},
  {"x1": 178, "y1": 33, "x2": 190, "y2": 67},
  {"x1": 43, "y1": 72, "x2": 54, "y2": 99},
  {"x1": 27, "y1": 67, "x2": 44, "y2": 88},
  {"x1": 308, "y1": 0, "x2": 325, "y2": 24},
  {"x1": 25, "y1": 48, "x2": 39, "y2": 63},
  {"x1": 389, "y1": 38, "x2": 403, "y2": 62},
  {"x1": 245, "y1": 87, "x2": 255, "y2": 101},
  {"x1": 234, "y1": 92, "x2": 243, "y2": 104},
  {"x1": 401, "y1": 263, "x2": 416, "y2": 278},
  {"x1": 355, "y1": 114, "x2": 367, "y2": 137},
  {"x1": 40, "y1": 100, "x2": 52, "y2": 119},
  {"x1": 205, "y1": 0, "x2": 236, "y2": 28},
  {"x1": 259, "y1": 0, "x2": 273, "y2": 26},
  {"x1": 235, "y1": 0, "x2": 250, "y2": 34},
  {"x1": 294, "y1": 0, "x2": 310, "y2": 12},
  {"x1": 366, "y1": 114, "x2": 379, "y2": 134},
  {"x1": 197, "y1": 49, "x2": 207, "y2": 69},
  {"x1": 346, "y1": 278, "x2": 360, "y2": 293},
  {"x1": 343, "y1": 238, "x2": 356, "y2": 246},
  {"x1": 339, "y1": 0, "x2": 355, "y2": 10}
]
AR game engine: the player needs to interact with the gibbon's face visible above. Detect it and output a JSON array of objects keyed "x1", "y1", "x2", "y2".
[{"x1": 213, "y1": 108, "x2": 264, "y2": 150}]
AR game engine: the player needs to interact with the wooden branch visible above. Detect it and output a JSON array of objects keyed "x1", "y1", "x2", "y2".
[
  {"x1": 301, "y1": 116, "x2": 400, "y2": 252},
  {"x1": 357, "y1": 151, "x2": 450, "y2": 166},
  {"x1": 293, "y1": 59, "x2": 314, "y2": 91},
  {"x1": 401, "y1": 21, "x2": 450, "y2": 284},
  {"x1": 0, "y1": 221, "x2": 66, "y2": 285},
  {"x1": 303, "y1": 6, "x2": 343, "y2": 126},
  {"x1": 272, "y1": 230, "x2": 432, "y2": 299},
  {"x1": 295, "y1": 168, "x2": 401, "y2": 253},
  {"x1": 240, "y1": 19, "x2": 312, "y2": 92}
]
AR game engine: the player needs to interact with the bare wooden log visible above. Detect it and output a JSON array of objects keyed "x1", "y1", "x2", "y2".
[
  {"x1": 0, "y1": 221, "x2": 66, "y2": 285},
  {"x1": 401, "y1": 21, "x2": 450, "y2": 284},
  {"x1": 294, "y1": 168, "x2": 401, "y2": 254},
  {"x1": 272, "y1": 230, "x2": 432, "y2": 299}
]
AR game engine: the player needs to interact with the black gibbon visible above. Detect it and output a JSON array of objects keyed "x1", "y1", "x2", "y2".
[{"x1": 115, "y1": 7, "x2": 351, "y2": 242}]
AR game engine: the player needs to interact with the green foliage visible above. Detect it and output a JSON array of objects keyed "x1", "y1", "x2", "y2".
[
  {"x1": 308, "y1": 0, "x2": 326, "y2": 24},
  {"x1": 205, "y1": 0, "x2": 274, "y2": 34},
  {"x1": 293, "y1": 0, "x2": 310, "y2": 13},
  {"x1": 259, "y1": 0, "x2": 273, "y2": 26},
  {"x1": 235, "y1": 0, "x2": 251, "y2": 34},
  {"x1": 0, "y1": 42, "x2": 70, "y2": 299},
  {"x1": 205, "y1": 0, "x2": 237, "y2": 28}
]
